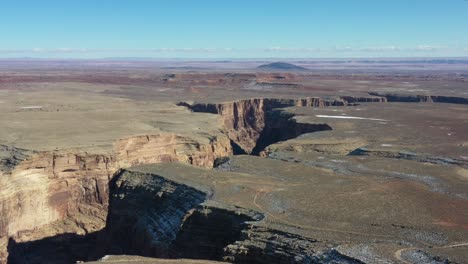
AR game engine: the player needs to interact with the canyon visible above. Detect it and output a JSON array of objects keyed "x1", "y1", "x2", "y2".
[
  {"x1": 0, "y1": 62, "x2": 467, "y2": 264},
  {"x1": 1, "y1": 96, "x2": 368, "y2": 262}
]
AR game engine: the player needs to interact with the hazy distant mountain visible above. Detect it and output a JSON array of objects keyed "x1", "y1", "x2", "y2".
[{"x1": 257, "y1": 62, "x2": 308, "y2": 70}]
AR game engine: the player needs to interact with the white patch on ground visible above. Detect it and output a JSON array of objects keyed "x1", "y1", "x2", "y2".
[
  {"x1": 21, "y1": 106, "x2": 43, "y2": 109},
  {"x1": 460, "y1": 156, "x2": 468, "y2": 160},
  {"x1": 316, "y1": 115, "x2": 388, "y2": 121},
  {"x1": 331, "y1": 159, "x2": 346, "y2": 163},
  {"x1": 381, "y1": 144, "x2": 393, "y2": 147},
  {"x1": 407, "y1": 89, "x2": 426, "y2": 92}
]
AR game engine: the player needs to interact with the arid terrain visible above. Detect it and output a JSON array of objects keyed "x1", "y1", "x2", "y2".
[{"x1": 0, "y1": 59, "x2": 467, "y2": 264}]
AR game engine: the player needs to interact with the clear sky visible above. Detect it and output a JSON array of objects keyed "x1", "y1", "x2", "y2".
[{"x1": 1, "y1": 0, "x2": 468, "y2": 58}]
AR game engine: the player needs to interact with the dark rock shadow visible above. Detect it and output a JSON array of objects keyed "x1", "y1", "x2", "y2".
[
  {"x1": 7, "y1": 230, "x2": 106, "y2": 264},
  {"x1": 251, "y1": 110, "x2": 332, "y2": 155}
]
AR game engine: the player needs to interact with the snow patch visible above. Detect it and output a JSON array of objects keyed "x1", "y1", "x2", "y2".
[
  {"x1": 316, "y1": 115, "x2": 387, "y2": 121},
  {"x1": 21, "y1": 106, "x2": 43, "y2": 109}
]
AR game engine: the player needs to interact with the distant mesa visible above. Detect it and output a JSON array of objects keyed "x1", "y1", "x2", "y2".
[{"x1": 257, "y1": 62, "x2": 308, "y2": 71}]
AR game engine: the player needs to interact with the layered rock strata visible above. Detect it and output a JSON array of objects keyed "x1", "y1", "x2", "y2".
[
  {"x1": 0, "y1": 132, "x2": 233, "y2": 263},
  {"x1": 368, "y1": 92, "x2": 468, "y2": 104}
]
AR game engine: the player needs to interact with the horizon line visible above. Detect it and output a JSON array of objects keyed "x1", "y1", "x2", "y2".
[{"x1": 1, "y1": 56, "x2": 468, "y2": 61}]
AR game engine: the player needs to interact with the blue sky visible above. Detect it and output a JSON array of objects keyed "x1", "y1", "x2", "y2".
[{"x1": 1, "y1": 0, "x2": 468, "y2": 58}]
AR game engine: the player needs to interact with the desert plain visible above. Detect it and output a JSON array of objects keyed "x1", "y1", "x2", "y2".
[{"x1": 0, "y1": 59, "x2": 467, "y2": 264}]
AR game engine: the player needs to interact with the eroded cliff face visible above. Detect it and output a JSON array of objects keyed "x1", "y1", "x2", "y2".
[
  {"x1": 103, "y1": 169, "x2": 209, "y2": 258},
  {"x1": 0, "y1": 151, "x2": 113, "y2": 263},
  {"x1": 0, "y1": 132, "x2": 232, "y2": 263},
  {"x1": 1, "y1": 152, "x2": 111, "y2": 235},
  {"x1": 115, "y1": 134, "x2": 232, "y2": 168}
]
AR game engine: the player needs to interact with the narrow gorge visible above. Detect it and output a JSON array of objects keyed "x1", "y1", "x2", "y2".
[{"x1": 177, "y1": 96, "x2": 382, "y2": 155}]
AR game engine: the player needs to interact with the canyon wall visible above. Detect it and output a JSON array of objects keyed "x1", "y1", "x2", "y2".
[
  {"x1": 251, "y1": 110, "x2": 332, "y2": 155},
  {"x1": 368, "y1": 92, "x2": 468, "y2": 105},
  {"x1": 0, "y1": 132, "x2": 233, "y2": 263},
  {"x1": 0, "y1": 151, "x2": 113, "y2": 263},
  {"x1": 115, "y1": 134, "x2": 232, "y2": 168}
]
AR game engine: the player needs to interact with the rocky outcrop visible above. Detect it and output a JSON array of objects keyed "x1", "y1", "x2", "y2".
[
  {"x1": 172, "y1": 204, "x2": 262, "y2": 261},
  {"x1": 260, "y1": 137, "x2": 368, "y2": 157},
  {"x1": 0, "y1": 146, "x2": 33, "y2": 174},
  {"x1": 349, "y1": 147, "x2": 468, "y2": 167},
  {"x1": 103, "y1": 169, "x2": 208, "y2": 257},
  {"x1": 368, "y1": 92, "x2": 468, "y2": 105},
  {"x1": 0, "y1": 132, "x2": 232, "y2": 263},
  {"x1": 115, "y1": 134, "x2": 232, "y2": 168},
  {"x1": 224, "y1": 226, "x2": 364, "y2": 264}
]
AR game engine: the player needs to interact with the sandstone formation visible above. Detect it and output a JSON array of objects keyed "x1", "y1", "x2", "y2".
[{"x1": 0, "y1": 132, "x2": 233, "y2": 263}]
